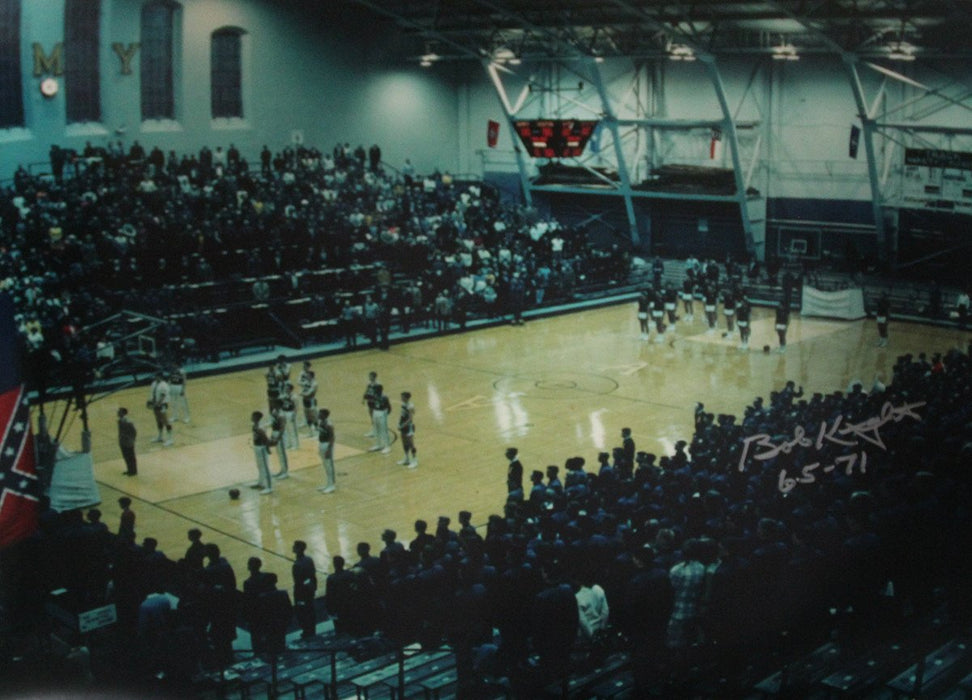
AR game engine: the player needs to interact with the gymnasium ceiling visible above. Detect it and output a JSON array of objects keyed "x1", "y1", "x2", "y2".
[{"x1": 344, "y1": 1, "x2": 972, "y2": 64}]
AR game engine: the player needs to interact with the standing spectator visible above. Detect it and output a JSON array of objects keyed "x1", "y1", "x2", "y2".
[
  {"x1": 368, "y1": 144, "x2": 381, "y2": 172},
  {"x1": 666, "y1": 538, "x2": 706, "y2": 653},
  {"x1": 325, "y1": 556, "x2": 354, "y2": 634},
  {"x1": 506, "y1": 447, "x2": 524, "y2": 496},
  {"x1": 317, "y1": 408, "x2": 336, "y2": 493},
  {"x1": 118, "y1": 497, "x2": 136, "y2": 543},
  {"x1": 203, "y1": 544, "x2": 238, "y2": 668},
  {"x1": 183, "y1": 528, "x2": 206, "y2": 573},
  {"x1": 292, "y1": 540, "x2": 318, "y2": 639},
  {"x1": 340, "y1": 300, "x2": 359, "y2": 349},
  {"x1": 434, "y1": 289, "x2": 452, "y2": 332},
  {"x1": 362, "y1": 294, "x2": 380, "y2": 347},
  {"x1": 117, "y1": 407, "x2": 138, "y2": 476}
]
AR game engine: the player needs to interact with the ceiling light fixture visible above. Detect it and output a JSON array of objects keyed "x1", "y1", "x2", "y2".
[
  {"x1": 887, "y1": 40, "x2": 916, "y2": 61},
  {"x1": 492, "y1": 47, "x2": 520, "y2": 65},
  {"x1": 668, "y1": 44, "x2": 696, "y2": 61},
  {"x1": 772, "y1": 41, "x2": 799, "y2": 61}
]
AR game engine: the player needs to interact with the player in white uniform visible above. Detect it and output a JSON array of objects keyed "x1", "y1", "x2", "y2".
[
  {"x1": 168, "y1": 364, "x2": 190, "y2": 423},
  {"x1": 148, "y1": 372, "x2": 174, "y2": 446}
]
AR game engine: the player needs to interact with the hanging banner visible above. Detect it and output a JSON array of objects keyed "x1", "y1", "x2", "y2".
[
  {"x1": 709, "y1": 128, "x2": 722, "y2": 160},
  {"x1": 487, "y1": 120, "x2": 500, "y2": 148},
  {"x1": 849, "y1": 124, "x2": 860, "y2": 159}
]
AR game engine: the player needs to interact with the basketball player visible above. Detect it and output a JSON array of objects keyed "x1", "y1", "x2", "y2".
[
  {"x1": 369, "y1": 384, "x2": 392, "y2": 454},
  {"x1": 279, "y1": 382, "x2": 299, "y2": 449},
  {"x1": 775, "y1": 302, "x2": 790, "y2": 353},
  {"x1": 168, "y1": 364, "x2": 190, "y2": 423},
  {"x1": 148, "y1": 372, "x2": 173, "y2": 446},
  {"x1": 362, "y1": 371, "x2": 378, "y2": 437},
  {"x1": 317, "y1": 408, "x2": 336, "y2": 493},
  {"x1": 298, "y1": 362, "x2": 319, "y2": 434},
  {"x1": 251, "y1": 411, "x2": 273, "y2": 495},
  {"x1": 397, "y1": 391, "x2": 417, "y2": 468},
  {"x1": 270, "y1": 406, "x2": 289, "y2": 479}
]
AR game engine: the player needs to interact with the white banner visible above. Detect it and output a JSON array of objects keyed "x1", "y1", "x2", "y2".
[{"x1": 801, "y1": 286, "x2": 866, "y2": 320}]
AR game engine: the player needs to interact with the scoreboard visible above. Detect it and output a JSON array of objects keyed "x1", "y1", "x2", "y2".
[{"x1": 513, "y1": 119, "x2": 599, "y2": 158}]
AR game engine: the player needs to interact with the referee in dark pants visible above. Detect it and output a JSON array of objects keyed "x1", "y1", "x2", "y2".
[{"x1": 118, "y1": 407, "x2": 138, "y2": 476}]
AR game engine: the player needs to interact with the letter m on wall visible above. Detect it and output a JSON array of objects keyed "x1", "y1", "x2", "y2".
[{"x1": 33, "y1": 42, "x2": 64, "y2": 77}]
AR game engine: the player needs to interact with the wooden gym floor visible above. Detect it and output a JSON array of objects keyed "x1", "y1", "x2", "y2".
[{"x1": 48, "y1": 302, "x2": 968, "y2": 578}]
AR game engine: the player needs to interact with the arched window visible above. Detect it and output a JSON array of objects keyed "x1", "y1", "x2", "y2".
[
  {"x1": 0, "y1": 0, "x2": 23, "y2": 128},
  {"x1": 65, "y1": 0, "x2": 101, "y2": 123},
  {"x1": 140, "y1": 1, "x2": 176, "y2": 120},
  {"x1": 211, "y1": 27, "x2": 243, "y2": 119}
]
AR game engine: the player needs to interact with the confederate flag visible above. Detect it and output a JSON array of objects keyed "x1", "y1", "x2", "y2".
[{"x1": 0, "y1": 294, "x2": 39, "y2": 549}]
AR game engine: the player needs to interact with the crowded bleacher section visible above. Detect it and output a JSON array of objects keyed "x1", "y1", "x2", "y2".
[{"x1": 1, "y1": 143, "x2": 971, "y2": 699}]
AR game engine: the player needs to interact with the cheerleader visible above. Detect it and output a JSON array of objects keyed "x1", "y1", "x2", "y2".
[
  {"x1": 736, "y1": 297, "x2": 752, "y2": 350},
  {"x1": 721, "y1": 287, "x2": 737, "y2": 334},
  {"x1": 664, "y1": 284, "x2": 679, "y2": 330},
  {"x1": 702, "y1": 284, "x2": 719, "y2": 334},
  {"x1": 681, "y1": 270, "x2": 696, "y2": 322}
]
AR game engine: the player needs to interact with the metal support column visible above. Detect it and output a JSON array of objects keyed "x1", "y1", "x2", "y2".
[
  {"x1": 485, "y1": 60, "x2": 534, "y2": 207},
  {"x1": 845, "y1": 57, "x2": 890, "y2": 267},
  {"x1": 701, "y1": 55, "x2": 755, "y2": 256},
  {"x1": 589, "y1": 58, "x2": 640, "y2": 245}
]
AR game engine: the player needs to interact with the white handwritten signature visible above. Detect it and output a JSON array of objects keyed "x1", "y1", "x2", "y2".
[{"x1": 736, "y1": 400, "x2": 925, "y2": 478}]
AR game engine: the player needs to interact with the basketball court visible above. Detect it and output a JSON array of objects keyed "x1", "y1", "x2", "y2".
[{"x1": 47, "y1": 302, "x2": 968, "y2": 575}]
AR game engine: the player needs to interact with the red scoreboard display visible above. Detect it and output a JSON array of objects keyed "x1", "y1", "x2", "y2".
[{"x1": 514, "y1": 119, "x2": 599, "y2": 158}]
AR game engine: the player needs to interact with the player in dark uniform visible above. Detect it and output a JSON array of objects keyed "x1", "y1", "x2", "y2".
[
  {"x1": 362, "y1": 371, "x2": 378, "y2": 437},
  {"x1": 270, "y1": 407, "x2": 289, "y2": 479},
  {"x1": 397, "y1": 392, "x2": 417, "y2": 468},
  {"x1": 251, "y1": 411, "x2": 273, "y2": 495},
  {"x1": 317, "y1": 409, "x2": 336, "y2": 493},
  {"x1": 775, "y1": 302, "x2": 790, "y2": 353},
  {"x1": 299, "y1": 363, "x2": 319, "y2": 436}
]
